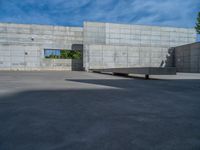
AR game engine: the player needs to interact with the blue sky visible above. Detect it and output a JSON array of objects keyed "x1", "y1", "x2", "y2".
[{"x1": 0, "y1": 0, "x2": 199, "y2": 28}]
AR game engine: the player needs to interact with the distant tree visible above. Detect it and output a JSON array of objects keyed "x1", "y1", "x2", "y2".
[{"x1": 195, "y1": 12, "x2": 200, "y2": 34}]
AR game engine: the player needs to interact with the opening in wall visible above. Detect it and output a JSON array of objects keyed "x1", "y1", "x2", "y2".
[{"x1": 44, "y1": 49, "x2": 82, "y2": 59}]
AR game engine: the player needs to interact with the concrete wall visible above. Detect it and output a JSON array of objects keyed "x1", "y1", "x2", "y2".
[
  {"x1": 175, "y1": 42, "x2": 200, "y2": 73},
  {"x1": 83, "y1": 22, "x2": 196, "y2": 70},
  {"x1": 0, "y1": 23, "x2": 83, "y2": 70},
  {"x1": 0, "y1": 21, "x2": 197, "y2": 72},
  {"x1": 41, "y1": 59, "x2": 72, "y2": 71}
]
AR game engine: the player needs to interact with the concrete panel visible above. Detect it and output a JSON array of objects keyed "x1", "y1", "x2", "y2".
[
  {"x1": 174, "y1": 42, "x2": 200, "y2": 73},
  {"x1": 128, "y1": 57, "x2": 140, "y2": 64},
  {"x1": 128, "y1": 47, "x2": 140, "y2": 57},
  {"x1": 103, "y1": 49, "x2": 115, "y2": 57},
  {"x1": 103, "y1": 57, "x2": 115, "y2": 65}
]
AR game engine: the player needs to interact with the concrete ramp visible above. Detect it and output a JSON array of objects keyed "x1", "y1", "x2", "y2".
[{"x1": 90, "y1": 67, "x2": 176, "y2": 79}]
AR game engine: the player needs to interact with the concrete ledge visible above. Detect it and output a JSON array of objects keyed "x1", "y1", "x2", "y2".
[{"x1": 90, "y1": 67, "x2": 177, "y2": 76}]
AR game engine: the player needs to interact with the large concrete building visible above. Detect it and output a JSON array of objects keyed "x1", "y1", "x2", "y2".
[
  {"x1": 83, "y1": 22, "x2": 196, "y2": 70},
  {"x1": 0, "y1": 21, "x2": 198, "y2": 72}
]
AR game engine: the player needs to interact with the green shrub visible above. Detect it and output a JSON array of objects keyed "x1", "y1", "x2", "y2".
[{"x1": 45, "y1": 50, "x2": 82, "y2": 59}]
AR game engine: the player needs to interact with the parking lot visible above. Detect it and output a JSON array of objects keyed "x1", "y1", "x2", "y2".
[{"x1": 0, "y1": 71, "x2": 200, "y2": 150}]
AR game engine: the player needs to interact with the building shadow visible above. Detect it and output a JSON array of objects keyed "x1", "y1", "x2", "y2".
[
  {"x1": 0, "y1": 85, "x2": 200, "y2": 150},
  {"x1": 65, "y1": 78, "x2": 200, "y2": 90}
]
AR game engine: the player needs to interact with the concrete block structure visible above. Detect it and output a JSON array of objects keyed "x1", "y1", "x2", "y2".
[
  {"x1": 0, "y1": 23, "x2": 83, "y2": 70},
  {"x1": 83, "y1": 22, "x2": 196, "y2": 70},
  {"x1": 0, "y1": 21, "x2": 197, "y2": 72},
  {"x1": 174, "y1": 42, "x2": 200, "y2": 73}
]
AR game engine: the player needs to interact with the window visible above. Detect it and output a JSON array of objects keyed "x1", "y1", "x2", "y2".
[
  {"x1": 44, "y1": 49, "x2": 81, "y2": 59},
  {"x1": 44, "y1": 49, "x2": 61, "y2": 59}
]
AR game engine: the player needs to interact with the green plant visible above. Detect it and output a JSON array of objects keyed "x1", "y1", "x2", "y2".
[
  {"x1": 60, "y1": 50, "x2": 67, "y2": 59},
  {"x1": 195, "y1": 12, "x2": 200, "y2": 34},
  {"x1": 45, "y1": 50, "x2": 82, "y2": 59},
  {"x1": 72, "y1": 51, "x2": 81, "y2": 59}
]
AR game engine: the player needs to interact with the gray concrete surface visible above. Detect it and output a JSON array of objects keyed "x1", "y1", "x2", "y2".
[
  {"x1": 0, "y1": 71, "x2": 200, "y2": 150},
  {"x1": 175, "y1": 42, "x2": 200, "y2": 73}
]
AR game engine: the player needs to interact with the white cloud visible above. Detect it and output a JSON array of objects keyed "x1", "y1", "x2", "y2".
[{"x1": 0, "y1": 0, "x2": 199, "y2": 28}]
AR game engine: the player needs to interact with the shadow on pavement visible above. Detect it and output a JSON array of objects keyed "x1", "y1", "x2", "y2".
[
  {"x1": 0, "y1": 79, "x2": 200, "y2": 150},
  {"x1": 66, "y1": 78, "x2": 200, "y2": 91}
]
